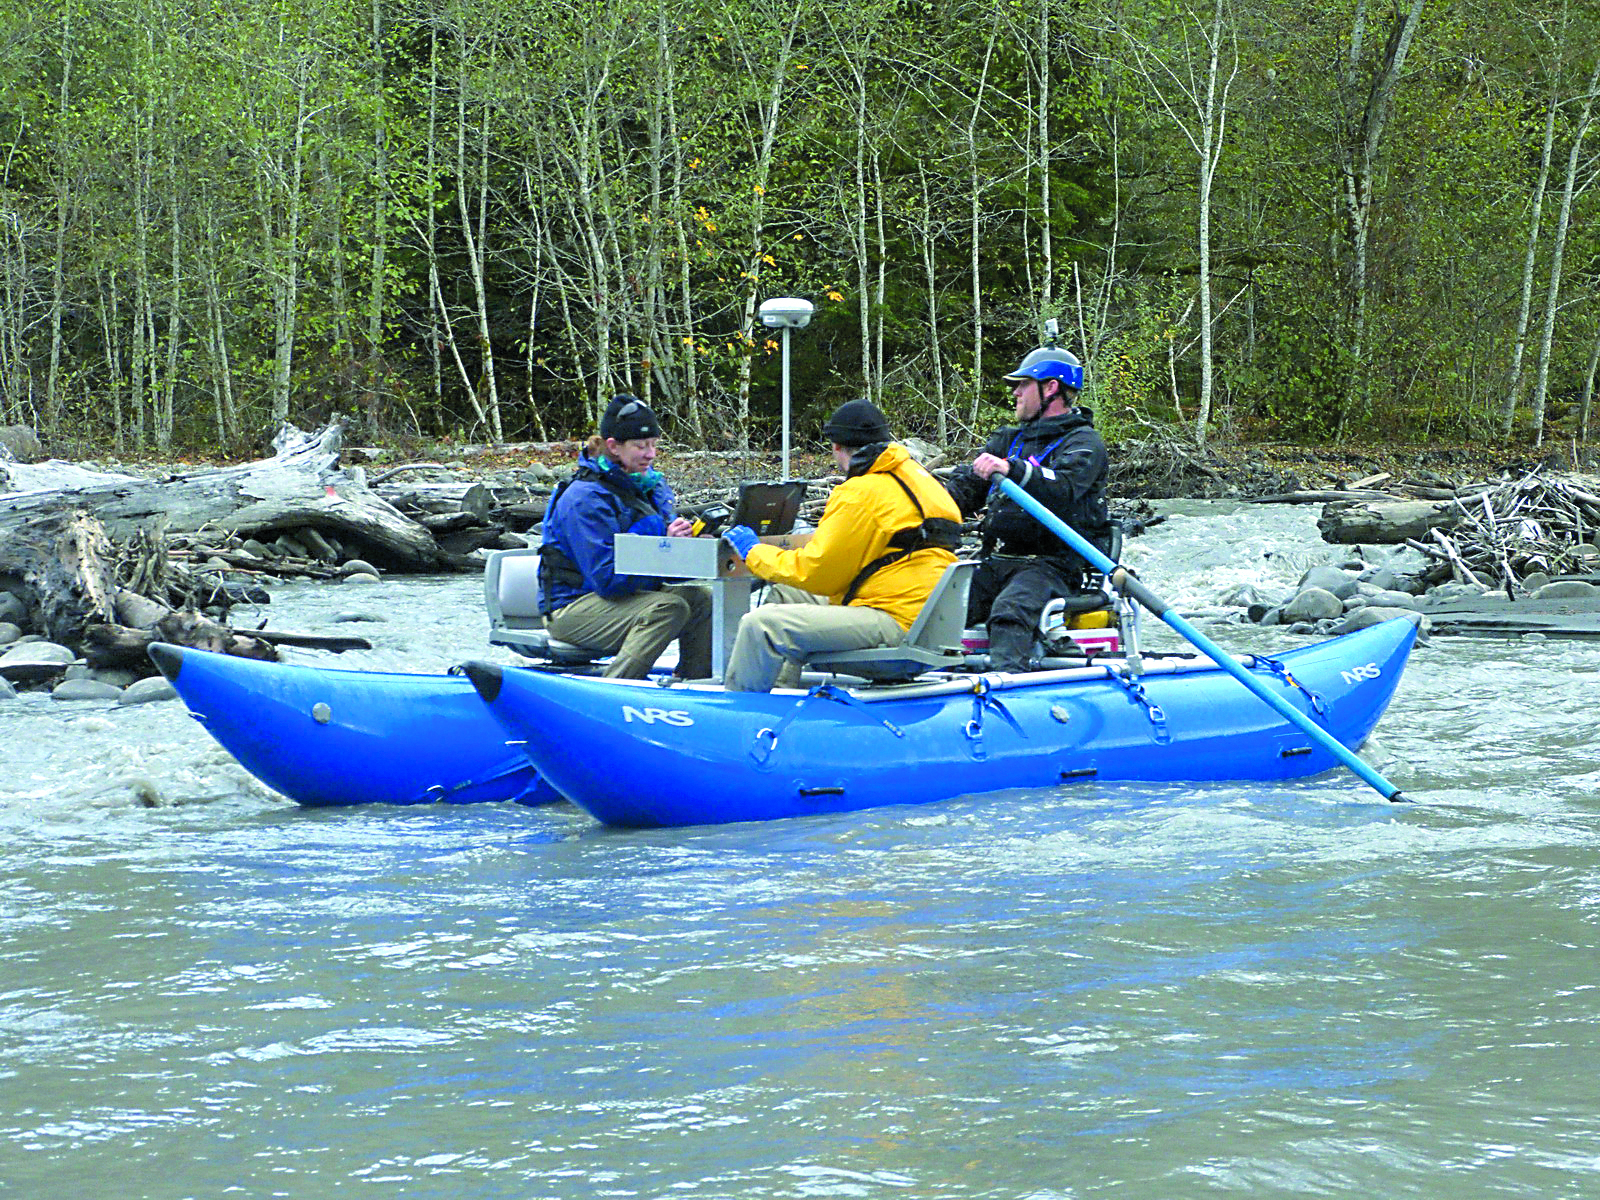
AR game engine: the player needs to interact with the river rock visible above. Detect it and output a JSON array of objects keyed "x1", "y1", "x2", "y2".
[
  {"x1": 1334, "y1": 607, "x2": 1429, "y2": 635},
  {"x1": 902, "y1": 437, "x2": 947, "y2": 470},
  {"x1": 119, "y1": 676, "x2": 178, "y2": 705},
  {"x1": 340, "y1": 559, "x2": 380, "y2": 579},
  {"x1": 1533, "y1": 580, "x2": 1599, "y2": 600},
  {"x1": 1296, "y1": 566, "x2": 1360, "y2": 600},
  {"x1": 1220, "y1": 583, "x2": 1273, "y2": 608},
  {"x1": 1348, "y1": 589, "x2": 1419, "y2": 611},
  {"x1": 1282, "y1": 587, "x2": 1345, "y2": 622},
  {"x1": 0, "y1": 592, "x2": 25, "y2": 624},
  {"x1": 0, "y1": 641, "x2": 75, "y2": 684},
  {"x1": 0, "y1": 676, "x2": 15, "y2": 700},
  {"x1": 1521, "y1": 571, "x2": 1551, "y2": 592},
  {"x1": 1427, "y1": 581, "x2": 1493, "y2": 603},
  {"x1": 51, "y1": 677, "x2": 124, "y2": 702},
  {"x1": 0, "y1": 621, "x2": 19, "y2": 646},
  {"x1": 342, "y1": 572, "x2": 380, "y2": 585},
  {"x1": 0, "y1": 423, "x2": 43, "y2": 462},
  {"x1": 1359, "y1": 566, "x2": 1403, "y2": 592},
  {"x1": 334, "y1": 610, "x2": 387, "y2": 623}
]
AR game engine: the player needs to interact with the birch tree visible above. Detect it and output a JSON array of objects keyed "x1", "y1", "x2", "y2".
[
  {"x1": 1529, "y1": 52, "x2": 1600, "y2": 446},
  {"x1": 1100, "y1": 0, "x2": 1238, "y2": 449},
  {"x1": 1335, "y1": 0, "x2": 1426, "y2": 433}
]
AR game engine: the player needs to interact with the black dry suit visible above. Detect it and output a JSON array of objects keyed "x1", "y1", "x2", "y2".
[{"x1": 945, "y1": 407, "x2": 1113, "y2": 576}]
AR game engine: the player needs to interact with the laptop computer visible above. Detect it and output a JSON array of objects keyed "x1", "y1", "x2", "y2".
[{"x1": 729, "y1": 480, "x2": 808, "y2": 537}]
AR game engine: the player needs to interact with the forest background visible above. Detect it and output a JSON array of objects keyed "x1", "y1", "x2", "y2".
[{"x1": 1, "y1": 0, "x2": 1598, "y2": 463}]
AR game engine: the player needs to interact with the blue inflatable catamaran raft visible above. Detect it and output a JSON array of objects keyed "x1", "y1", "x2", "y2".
[{"x1": 462, "y1": 616, "x2": 1418, "y2": 828}]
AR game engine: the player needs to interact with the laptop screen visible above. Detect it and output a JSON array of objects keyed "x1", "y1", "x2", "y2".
[{"x1": 730, "y1": 481, "x2": 808, "y2": 537}]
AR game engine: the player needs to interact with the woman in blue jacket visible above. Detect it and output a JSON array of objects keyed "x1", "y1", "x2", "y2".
[{"x1": 538, "y1": 395, "x2": 712, "y2": 678}]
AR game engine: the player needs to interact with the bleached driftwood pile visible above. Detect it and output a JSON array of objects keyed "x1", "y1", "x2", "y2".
[
  {"x1": 1397, "y1": 472, "x2": 1600, "y2": 590},
  {"x1": 0, "y1": 422, "x2": 458, "y2": 692}
]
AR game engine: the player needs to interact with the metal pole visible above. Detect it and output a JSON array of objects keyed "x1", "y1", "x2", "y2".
[{"x1": 780, "y1": 325, "x2": 792, "y2": 480}]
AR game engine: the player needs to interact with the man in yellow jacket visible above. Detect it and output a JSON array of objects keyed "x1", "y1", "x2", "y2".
[{"x1": 720, "y1": 398, "x2": 963, "y2": 692}]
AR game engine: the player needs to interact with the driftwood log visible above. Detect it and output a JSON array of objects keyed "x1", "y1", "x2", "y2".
[
  {"x1": 0, "y1": 422, "x2": 438, "y2": 682},
  {"x1": 1, "y1": 422, "x2": 452, "y2": 571},
  {"x1": 1316, "y1": 499, "x2": 1463, "y2": 544},
  {"x1": 0, "y1": 507, "x2": 280, "y2": 673}
]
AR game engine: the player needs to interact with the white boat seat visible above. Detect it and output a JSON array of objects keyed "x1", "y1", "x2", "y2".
[
  {"x1": 806, "y1": 558, "x2": 978, "y2": 683},
  {"x1": 483, "y1": 548, "x2": 605, "y2": 665}
]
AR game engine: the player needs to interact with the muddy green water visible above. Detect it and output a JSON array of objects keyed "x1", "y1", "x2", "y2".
[{"x1": 2, "y1": 503, "x2": 1596, "y2": 1199}]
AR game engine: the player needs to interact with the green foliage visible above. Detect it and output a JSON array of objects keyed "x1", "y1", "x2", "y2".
[{"x1": 1, "y1": 0, "x2": 1598, "y2": 452}]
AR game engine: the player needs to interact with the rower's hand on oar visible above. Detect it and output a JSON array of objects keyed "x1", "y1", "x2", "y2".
[{"x1": 972, "y1": 452, "x2": 1011, "y2": 480}]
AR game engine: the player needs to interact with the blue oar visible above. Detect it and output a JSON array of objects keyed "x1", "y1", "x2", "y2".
[{"x1": 995, "y1": 476, "x2": 1406, "y2": 802}]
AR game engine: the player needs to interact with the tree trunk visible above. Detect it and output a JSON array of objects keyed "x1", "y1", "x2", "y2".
[
  {"x1": 1530, "y1": 55, "x2": 1600, "y2": 448},
  {"x1": 45, "y1": 0, "x2": 73, "y2": 438},
  {"x1": 732, "y1": 5, "x2": 800, "y2": 445},
  {"x1": 1499, "y1": 77, "x2": 1559, "y2": 436},
  {"x1": 1580, "y1": 315, "x2": 1600, "y2": 442},
  {"x1": 364, "y1": 0, "x2": 389, "y2": 427},
  {"x1": 1336, "y1": 0, "x2": 1426, "y2": 437},
  {"x1": 1192, "y1": 0, "x2": 1233, "y2": 451},
  {"x1": 453, "y1": 32, "x2": 502, "y2": 442},
  {"x1": 966, "y1": 24, "x2": 999, "y2": 430}
]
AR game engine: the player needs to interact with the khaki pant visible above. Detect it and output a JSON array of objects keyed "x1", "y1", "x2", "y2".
[
  {"x1": 724, "y1": 589, "x2": 904, "y2": 693},
  {"x1": 546, "y1": 582, "x2": 713, "y2": 679}
]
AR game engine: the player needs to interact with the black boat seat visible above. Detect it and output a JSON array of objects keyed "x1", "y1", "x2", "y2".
[
  {"x1": 806, "y1": 558, "x2": 978, "y2": 683},
  {"x1": 483, "y1": 548, "x2": 605, "y2": 665}
]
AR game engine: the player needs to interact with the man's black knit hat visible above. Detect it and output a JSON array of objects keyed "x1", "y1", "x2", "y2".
[
  {"x1": 821, "y1": 398, "x2": 891, "y2": 448},
  {"x1": 600, "y1": 393, "x2": 661, "y2": 442}
]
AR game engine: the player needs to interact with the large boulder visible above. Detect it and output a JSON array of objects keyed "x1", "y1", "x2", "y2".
[
  {"x1": 1297, "y1": 565, "x2": 1360, "y2": 600},
  {"x1": 1533, "y1": 580, "x2": 1600, "y2": 600},
  {"x1": 1281, "y1": 587, "x2": 1345, "y2": 623},
  {"x1": 0, "y1": 640, "x2": 75, "y2": 685},
  {"x1": 0, "y1": 424, "x2": 42, "y2": 463}
]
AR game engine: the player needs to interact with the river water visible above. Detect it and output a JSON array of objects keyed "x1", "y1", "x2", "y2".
[{"x1": 3, "y1": 501, "x2": 1597, "y2": 1199}]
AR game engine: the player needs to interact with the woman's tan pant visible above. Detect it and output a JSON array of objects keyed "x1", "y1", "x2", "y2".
[{"x1": 546, "y1": 583, "x2": 713, "y2": 679}]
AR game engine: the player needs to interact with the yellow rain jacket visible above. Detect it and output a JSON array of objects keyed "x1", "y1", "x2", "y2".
[{"x1": 744, "y1": 442, "x2": 961, "y2": 631}]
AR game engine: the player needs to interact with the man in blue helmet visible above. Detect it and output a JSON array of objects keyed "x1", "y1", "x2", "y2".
[{"x1": 943, "y1": 345, "x2": 1113, "y2": 673}]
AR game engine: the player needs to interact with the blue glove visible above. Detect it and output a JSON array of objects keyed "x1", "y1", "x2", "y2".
[{"x1": 723, "y1": 524, "x2": 759, "y2": 558}]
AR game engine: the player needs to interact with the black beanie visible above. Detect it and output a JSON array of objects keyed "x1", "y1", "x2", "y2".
[
  {"x1": 821, "y1": 398, "x2": 891, "y2": 448},
  {"x1": 600, "y1": 394, "x2": 661, "y2": 442}
]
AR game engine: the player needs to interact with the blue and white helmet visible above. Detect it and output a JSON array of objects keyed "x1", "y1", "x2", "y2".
[{"x1": 1003, "y1": 346, "x2": 1084, "y2": 390}]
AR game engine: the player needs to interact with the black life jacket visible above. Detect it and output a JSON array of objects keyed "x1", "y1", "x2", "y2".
[{"x1": 537, "y1": 464, "x2": 666, "y2": 614}]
